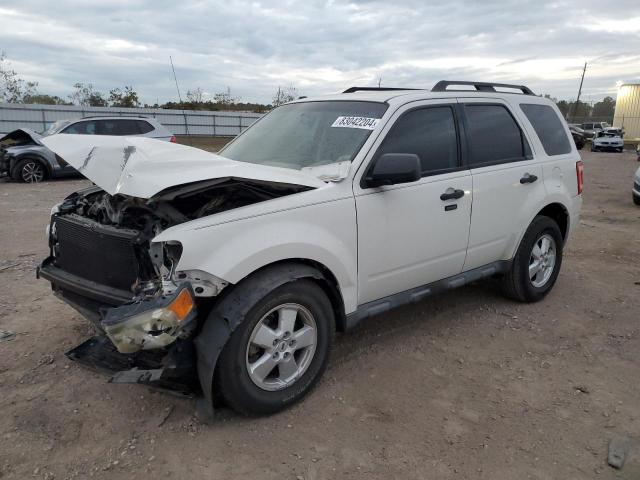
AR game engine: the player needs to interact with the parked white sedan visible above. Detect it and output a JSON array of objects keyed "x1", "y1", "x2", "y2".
[{"x1": 591, "y1": 131, "x2": 624, "y2": 153}]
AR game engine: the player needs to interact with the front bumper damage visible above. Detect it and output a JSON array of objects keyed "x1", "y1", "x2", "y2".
[{"x1": 38, "y1": 260, "x2": 201, "y2": 395}]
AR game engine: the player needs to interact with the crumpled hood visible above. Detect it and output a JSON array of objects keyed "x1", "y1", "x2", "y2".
[
  {"x1": 0, "y1": 128, "x2": 44, "y2": 147},
  {"x1": 40, "y1": 134, "x2": 327, "y2": 198}
]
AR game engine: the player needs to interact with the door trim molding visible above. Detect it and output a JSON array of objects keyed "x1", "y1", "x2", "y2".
[{"x1": 345, "y1": 260, "x2": 511, "y2": 330}]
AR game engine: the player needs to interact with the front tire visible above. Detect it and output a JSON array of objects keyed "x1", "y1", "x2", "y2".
[
  {"x1": 216, "y1": 279, "x2": 335, "y2": 415},
  {"x1": 633, "y1": 193, "x2": 640, "y2": 206},
  {"x1": 12, "y1": 158, "x2": 46, "y2": 183},
  {"x1": 502, "y1": 216, "x2": 563, "y2": 302}
]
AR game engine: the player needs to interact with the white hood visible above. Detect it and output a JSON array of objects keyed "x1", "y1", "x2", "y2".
[{"x1": 40, "y1": 134, "x2": 327, "y2": 198}]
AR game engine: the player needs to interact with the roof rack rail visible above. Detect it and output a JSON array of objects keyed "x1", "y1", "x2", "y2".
[
  {"x1": 432, "y1": 81, "x2": 535, "y2": 95},
  {"x1": 80, "y1": 114, "x2": 151, "y2": 119},
  {"x1": 343, "y1": 86, "x2": 423, "y2": 93}
]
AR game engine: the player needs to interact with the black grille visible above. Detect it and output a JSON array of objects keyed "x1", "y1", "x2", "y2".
[
  {"x1": 53, "y1": 215, "x2": 141, "y2": 291},
  {"x1": 634, "y1": 181, "x2": 640, "y2": 192}
]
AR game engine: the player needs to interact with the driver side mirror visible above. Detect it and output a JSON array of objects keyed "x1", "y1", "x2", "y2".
[{"x1": 364, "y1": 153, "x2": 421, "y2": 188}]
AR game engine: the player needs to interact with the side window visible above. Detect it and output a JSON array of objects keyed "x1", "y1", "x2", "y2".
[
  {"x1": 136, "y1": 120, "x2": 154, "y2": 134},
  {"x1": 375, "y1": 106, "x2": 459, "y2": 175},
  {"x1": 520, "y1": 103, "x2": 571, "y2": 156},
  {"x1": 62, "y1": 121, "x2": 97, "y2": 135},
  {"x1": 97, "y1": 119, "x2": 141, "y2": 135},
  {"x1": 464, "y1": 104, "x2": 531, "y2": 167}
]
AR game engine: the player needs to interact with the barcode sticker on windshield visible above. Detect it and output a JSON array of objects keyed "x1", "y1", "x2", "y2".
[{"x1": 331, "y1": 116, "x2": 380, "y2": 130}]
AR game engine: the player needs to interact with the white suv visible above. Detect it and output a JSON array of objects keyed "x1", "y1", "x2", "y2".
[{"x1": 38, "y1": 81, "x2": 583, "y2": 418}]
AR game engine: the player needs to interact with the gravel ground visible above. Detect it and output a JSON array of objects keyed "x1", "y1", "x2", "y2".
[{"x1": 0, "y1": 149, "x2": 639, "y2": 479}]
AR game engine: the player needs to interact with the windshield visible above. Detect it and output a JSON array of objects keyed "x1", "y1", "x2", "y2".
[
  {"x1": 40, "y1": 120, "x2": 71, "y2": 136},
  {"x1": 220, "y1": 101, "x2": 388, "y2": 169}
]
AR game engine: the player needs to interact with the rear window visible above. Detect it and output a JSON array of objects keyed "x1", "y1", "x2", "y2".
[
  {"x1": 464, "y1": 104, "x2": 531, "y2": 167},
  {"x1": 520, "y1": 104, "x2": 572, "y2": 156},
  {"x1": 97, "y1": 119, "x2": 141, "y2": 135}
]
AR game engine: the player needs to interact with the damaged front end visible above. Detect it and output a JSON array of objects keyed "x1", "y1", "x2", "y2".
[{"x1": 38, "y1": 177, "x2": 311, "y2": 390}]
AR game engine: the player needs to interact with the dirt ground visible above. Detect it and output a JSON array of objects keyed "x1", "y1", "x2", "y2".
[{"x1": 1, "y1": 148, "x2": 639, "y2": 480}]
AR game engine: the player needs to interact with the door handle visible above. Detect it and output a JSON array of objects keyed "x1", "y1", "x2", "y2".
[
  {"x1": 440, "y1": 188, "x2": 465, "y2": 201},
  {"x1": 520, "y1": 173, "x2": 538, "y2": 184}
]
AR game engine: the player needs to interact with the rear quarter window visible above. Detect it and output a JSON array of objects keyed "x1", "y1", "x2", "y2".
[
  {"x1": 520, "y1": 104, "x2": 571, "y2": 156},
  {"x1": 136, "y1": 120, "x2": 154, "y2": 134}
]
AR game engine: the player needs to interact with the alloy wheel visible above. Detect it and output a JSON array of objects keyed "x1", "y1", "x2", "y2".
[
  {"x1": 21, "y1": 161, "x2": 45, "y2": 183},
  {"x1": 245, "y1": 303, "x2": 317, "y2": 391},
  {"x1": 529, "y1": 233, "x2": 557, "y2": 288}
]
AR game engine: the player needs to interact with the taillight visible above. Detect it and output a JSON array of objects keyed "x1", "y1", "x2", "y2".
[
  {"x1": 169, "y1": 135, "x2": 177, "y2": 143},
  {"x1": 576, "y1": 160, "x2": 584, "y2": 195}
]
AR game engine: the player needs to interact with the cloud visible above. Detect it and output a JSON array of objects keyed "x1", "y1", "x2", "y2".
[{"x1": 1, "y1": 0, "x2": 639, "y2": 104}]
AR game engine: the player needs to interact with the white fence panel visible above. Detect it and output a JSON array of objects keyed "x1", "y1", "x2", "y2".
[{"x1": 0, "y1": 103, "x2": 263, "y2": 136}]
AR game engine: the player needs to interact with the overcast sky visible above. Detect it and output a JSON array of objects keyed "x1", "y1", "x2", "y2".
[{"x1": 1, "y1": 0, "x2": 639, "y2": 105}]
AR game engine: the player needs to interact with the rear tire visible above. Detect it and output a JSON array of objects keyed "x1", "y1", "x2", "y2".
[
  {"x1": 11, "y1": 158, "x2": 47, "y2": 183},
  {"x1": 502, "y1": 216, "x2": 563, "y2": 302},
  {"x1": 216, "y1": 279, "x2": 334, "y2": 415}
]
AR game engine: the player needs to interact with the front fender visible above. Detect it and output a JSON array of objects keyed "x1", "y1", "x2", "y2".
[{"x1": 154, "y1": 197, "x2": 358, "y2": 313}]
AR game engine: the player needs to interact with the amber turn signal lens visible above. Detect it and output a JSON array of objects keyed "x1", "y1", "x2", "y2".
[{"x1": 168, "y1": 289, "x2": 194, "y2": 321}]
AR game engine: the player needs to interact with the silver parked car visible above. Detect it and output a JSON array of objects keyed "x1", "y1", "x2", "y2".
[{"x1": 0, "y1": 116, "x2": 175, "y2": 183}]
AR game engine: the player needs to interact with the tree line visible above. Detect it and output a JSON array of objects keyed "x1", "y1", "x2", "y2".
[
  {"x1": 542, "y1": 94, "x2": 616, "y2": 122},
  {"x1": 0, "y1": 51, "x2": 616, "y2": 119},
  {"x1": 0, "y1": 52, "x2": 297, "y2": 113}
]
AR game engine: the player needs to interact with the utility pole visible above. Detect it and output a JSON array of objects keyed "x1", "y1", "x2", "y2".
[
  {"x1": 569, "y1": 62, "x2": 587, "y2": 122},
  {"x1": 169, "y1": 55, "x2": 191, "y2": 142},
  {"x1": 378, "y1": 77, "x2": 381, "y2": 88}
]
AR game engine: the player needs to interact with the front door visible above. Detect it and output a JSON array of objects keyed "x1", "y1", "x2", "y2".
[{"x1": 354, "y1": 101, "x2": 472, "y2": 304}]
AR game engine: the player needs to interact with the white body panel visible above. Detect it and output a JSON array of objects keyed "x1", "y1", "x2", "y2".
[
  {"x1": 355, "y1": 171, "x2": 472, "y2": 303},
  {"x1": 463, "y1": 160, "x2": 546, "y2": 270},
  {"x1": 154, "y1": 184, "x2": 360, "y2": 313}
]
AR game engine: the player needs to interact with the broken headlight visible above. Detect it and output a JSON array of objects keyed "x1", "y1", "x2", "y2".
[{"x1": 102, "y1": 284, "x2": 197, "y2": 353}]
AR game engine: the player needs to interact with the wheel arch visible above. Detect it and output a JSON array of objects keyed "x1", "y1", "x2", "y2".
[
  {"x1": 536, "y1": 202, "x2": 569, "y2": 242},
  {"x1": 507, "y1": 200, "x2": 571, "y2": 264},
  {"x1": 218, "y1": 258, "x2": 347, "y2": 333}
]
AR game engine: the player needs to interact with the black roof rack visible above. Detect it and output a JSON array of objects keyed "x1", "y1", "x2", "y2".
[
  {"x1": 80, "y1": 114, "x2": 151, "y2": 119},
  {"x1": 343, "y1": 86, "x2": 423, "y2": 94},
  {"x1": 432, "y1": 81, "x2": 535, "y2": 95}
]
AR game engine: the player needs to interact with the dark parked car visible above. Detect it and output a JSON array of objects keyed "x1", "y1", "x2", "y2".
[
  {"x1": 580, "y1": 121, "x2": 610, "y2": 139},
  {"x1": 0, "y1": 116, "x2": 175, "y2": 183},
  {"x1": 568, "y1": 125, "x2": 585, "y2": 150}
]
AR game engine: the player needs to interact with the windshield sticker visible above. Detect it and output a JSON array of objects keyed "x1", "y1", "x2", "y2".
[{"x1": 331, "y1": 116, "x2": 380, "y2": 130}]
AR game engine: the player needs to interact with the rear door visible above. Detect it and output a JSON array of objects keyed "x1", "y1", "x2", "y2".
[
  {"x1": 460, "y1": 100, "x2": 547, "y2": 271},
  {"x1": 354, "y1": 100, "x2": 472, "y2": 304}
]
